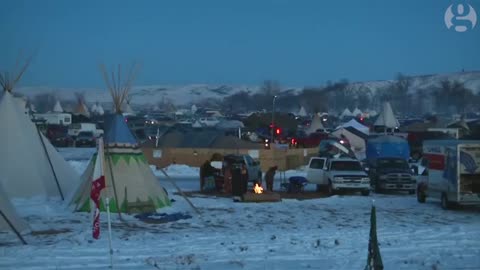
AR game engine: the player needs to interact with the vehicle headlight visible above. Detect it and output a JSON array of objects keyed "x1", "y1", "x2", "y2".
[{"x1": 361, "y1": 177, "x2": 370, "y2": 183}]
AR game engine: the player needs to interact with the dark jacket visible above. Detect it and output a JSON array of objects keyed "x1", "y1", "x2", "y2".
[{"x1": 264, "y1": 166, "x2": 278, "y2": 182}]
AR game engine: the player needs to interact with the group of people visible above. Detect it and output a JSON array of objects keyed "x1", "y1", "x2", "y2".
[{"x1": 200, "y1": 159, "x2": 278, "y2": 194}]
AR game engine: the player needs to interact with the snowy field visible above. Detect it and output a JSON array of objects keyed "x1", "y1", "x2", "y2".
[{"x1": 1, "y1": 148, "x2": 480, "y2": 270}]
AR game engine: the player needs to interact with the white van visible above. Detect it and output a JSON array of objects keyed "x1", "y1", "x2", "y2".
[
  {"x1": 34, "y1": 113, "x2": 72, "y2": 126},
  {"x1": 417, "y1": 140, "x2": 480, "y2": 209}
]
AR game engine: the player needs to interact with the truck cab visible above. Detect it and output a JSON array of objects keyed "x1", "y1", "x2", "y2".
[
  {"x1": 306, "y1": 157, "x2": 370, "y2": 196},
  {"x1": 368, "y1": 157, "x2": 416, "y2": 194}
]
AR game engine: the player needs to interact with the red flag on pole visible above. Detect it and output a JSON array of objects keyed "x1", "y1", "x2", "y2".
[{"x1": 91, "y1": 138, "x2": 106, "y2": 239}]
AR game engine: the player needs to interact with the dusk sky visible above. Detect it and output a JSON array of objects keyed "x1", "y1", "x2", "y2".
[{"x1": 1, "y1": 0, "x2": 479, "y2": 88}]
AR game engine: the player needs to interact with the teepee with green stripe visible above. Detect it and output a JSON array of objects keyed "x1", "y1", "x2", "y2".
[{"x1": 69, "y1": 63, "x2": 170, "y2": 214}]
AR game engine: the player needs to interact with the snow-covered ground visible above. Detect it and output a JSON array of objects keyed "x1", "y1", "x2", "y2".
[{"x1": 1, "y1": 148, "x2": 480, "y2": 270}]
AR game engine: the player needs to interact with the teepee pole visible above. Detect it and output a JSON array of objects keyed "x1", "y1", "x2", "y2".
[
  {"x1": 0, "y1": 210, "x2": 27, "y2": 245},
  {"x1": 36, "y1": 126, "x2": 64, "y2": 200},
  {"x1": 159, "y1": 168, "x2": 201, "y2": 216},
  {"x1": 105, "y1": 143, "x2": 123, "y2": 220}
]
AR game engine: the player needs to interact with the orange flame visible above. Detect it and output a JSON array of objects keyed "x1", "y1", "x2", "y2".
[{"x1": 254, "y1": 183, "x2": 264, "y2": 194}]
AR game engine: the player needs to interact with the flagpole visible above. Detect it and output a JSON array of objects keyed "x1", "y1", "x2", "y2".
[
  {"x1": 106, "y1": 197, "x2": 114, "y2": 269},
  {"x1": 100, "y1": 138, "x2": 114, "y2": 269}
]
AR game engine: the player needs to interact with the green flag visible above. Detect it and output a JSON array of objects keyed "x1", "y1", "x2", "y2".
[{"x1": 365, "y1": 205, "x2": 383, "y2": 270}]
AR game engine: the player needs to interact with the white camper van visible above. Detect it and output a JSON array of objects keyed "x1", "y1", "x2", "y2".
[
  {"x1": 34, "y1": 113, "x2": 72, "y2": 126},
  {"x1": 417, "y1": 140, "x2": 480, "y2": 209}
]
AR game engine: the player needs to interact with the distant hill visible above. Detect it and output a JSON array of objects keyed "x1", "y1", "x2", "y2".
[{"x1": 17, "y1": 71, "x2": 480, "y2": 107}]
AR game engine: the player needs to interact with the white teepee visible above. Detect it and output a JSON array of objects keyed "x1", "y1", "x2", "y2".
[
  {"x1": 305, "y1": 114, "x2": 325, "y2": 135},
  {"x1": 0, "y1": 60, "x2": 79, "y2": 200},
  {"x1": 90, "y1": 103, "x2": 98, "y2": 114},
  {"x1": 297, "y1": 106, "x2": 307, "y2": 117},
  {"x1": 340, "y1": 108, "x2": 353, "y2": 118},
  {"x1": 74, "y1": 93, "x2": 90, "y2": 117},
  {"x1": 70, "y1": 63, "x2": 170, "y2": 213},
  {"x1": 352, "y1": 108, "x2": 363, "y2": 117},
  {"x1": 96, "y1": 103, "x2": 105, "y2": 115},
  {"x1": 122, "y1": 101, "x2": 136, "y2": 116},
  {"x1": 53, "y1": 100, "x2": 64, "y2": 113},
  {"x1": 374, "y1": 102, "x2": 400, "y2": 129},
  {"x1": 192, "y1": 120, "x2": 203, "y2": 128},
  {"x1": 0, "y1": 181, "x2": 30, "y2": 236}
]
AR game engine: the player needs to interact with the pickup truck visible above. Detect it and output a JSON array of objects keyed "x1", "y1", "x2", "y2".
[
  {"x1": 367, "y1": 157, "x2": 416, "y2": 194},
  {"x1": 366, "y1": 135, "x2": 415, "y2": 194},
  {"x1": 306, "y1": 157, "x2": 370, "y2": 196}
]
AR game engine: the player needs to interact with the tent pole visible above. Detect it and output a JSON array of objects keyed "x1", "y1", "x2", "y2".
[
  {"x1": 36, "y1": 126, "x2": 64, "y2": 200},
  {"x1": 105, "y1": 144, "x2": 123, "y2": 220},
  {"x1": 159, "y1": 168, "x2": 201, "y2": 216},
  {"x1": 0, "y1": 210, "x2": 27, "y2": 245}
]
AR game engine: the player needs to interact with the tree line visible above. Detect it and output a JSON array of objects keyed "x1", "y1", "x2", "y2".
[{"x1": 219, "y1": 74, "x2": 480, "y2": 117}]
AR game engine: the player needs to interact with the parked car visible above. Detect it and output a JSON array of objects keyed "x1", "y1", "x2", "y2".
[
  {"x1": 75, "y1": 131, "x2": 96, "y2": 147},
  {"x1": 306, "y1": 157, "x2": 370, "y2": 195},
  {"x1": 46, "y1": 125, "x2": 74, "y2": 147}
]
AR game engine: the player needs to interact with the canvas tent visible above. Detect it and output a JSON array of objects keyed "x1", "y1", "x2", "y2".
[
  {"x1": 297, "y1": 106, "x2": 307, "y2": 117},
  {"x1": 339, "y1": 108, "x2": 353, "y2": 119},
  {"x1": 352, "y1": 108, "x2": 363, "y2": 117},
  {"x1": 305, "y1": 114, "x2": 325, "y2": 135},
  {"x1": 90, "y1": 103, "x2": 98, "y2": 114},
  {"x1": 374, "y1": 102, "x2": 400, "y2": 129},
  {"x1": 367, "y1": 110, "x2": 378, "y2": 117},
  {"x1": 337, "y1": 119, "x2": 370, "y2": 134},
  {"x1": 0, "y1": 59, "x2": 79, "y2": 200},
  {"x1": 96, "y1": 103, "x2": 105, "y2": 115},
  {"x1": 70, "y1": 63, "x2": 170, "y2": 213},
  {"x1": 53, "y1": 100, "x2": 64, "y2": 113},
  {"x1": 191, "y1": 104, "x2": 198, "y2": 114},
  {"x1": 216, "y1": 120, "x2": 245, "y2": 130},
  {"x1": 0, "y1": 182, "x2": 30, "y2": 240},
  {"x1": 74, "y1": 94, "x2": 90, "y2": 118},
  {"x1": 122, "y1": 99, "x2": 136, "y2": 116}
]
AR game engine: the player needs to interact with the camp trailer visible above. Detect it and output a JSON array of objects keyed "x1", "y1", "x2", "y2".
[{"x1": 417, "y1": 140, "x2": 480, "y2": 209}]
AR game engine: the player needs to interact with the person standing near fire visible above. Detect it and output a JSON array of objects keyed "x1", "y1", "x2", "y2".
[
  {"x1": 223, "y1": 163, "x2": 233, "y2": 194},
  {"x1": 241, "y1": 164, "x2": 248, "y2": 194},
  {"x1": 264, "y1": 165, "x2": 278, "y2": 192}
]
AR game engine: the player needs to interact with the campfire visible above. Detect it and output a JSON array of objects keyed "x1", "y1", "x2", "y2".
[{"x1": 253, "y1": 183, "x2": 264, "y2": 194}]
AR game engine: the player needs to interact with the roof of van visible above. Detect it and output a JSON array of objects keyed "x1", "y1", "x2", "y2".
[{"x1": 423, "y1": 140, "x2": 480, "y2": 146}]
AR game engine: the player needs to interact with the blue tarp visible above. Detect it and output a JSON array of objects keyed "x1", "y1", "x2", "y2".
[{"x1": 366, "y1": 135, "x2": 410, "y2": 160}]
